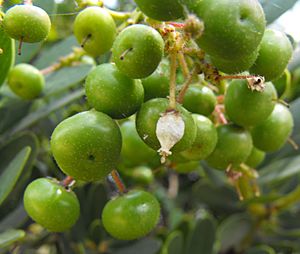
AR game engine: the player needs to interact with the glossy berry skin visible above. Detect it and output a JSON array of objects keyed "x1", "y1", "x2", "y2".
[
  {"x1": 206, "y1": 124, "x2": 253, "y2": 170},
  {"x1": 136, "y1": 98, "x2": 197, "y2": 153},
  {"x1": 181, "y1": 114, "x2": 217, "y2": 161},
  {"x1": 85, "y1": 63, "x2": 144, "y2": 119},
  {"x1": 112, "y1": 24, "x2": 164, "y2": 79},
  {"x1": 134, "y1": 0, "x2": 183, "y2": 21},
  {"x1": 251, "y1": 104, "x2": 293, "y2": 152},
  {"x1": 102, "y1": 190, "x2": 160, "y2": 240},
  {"x1": 174, "y1": 160, "x2": 201, "y2": 174},
  {"x1": 224, "y1": 80, "x2": 277, "y2": 127},
  {"x1": 3, "y1": 5, "x2": 51, "y2": 43},
  {"x1": 194, "y1": 0, "x2": 265, "y2": 60},
  {"x1": 122, "y1": 166, "x2": 155, "y2": 185},
  {"x1": 183, "y1": 85, "x2": 217, "y2": 116},
  {"x1": 120, "y1": 120, "x2": 160, "y2": 168},
  {"x1": 8, "y1": 63, "x2": 45, "y2": 100},
  {"x1": 23, "y1": 178, "x2": 80, "y2": 232},
  {"x1": 245, "y1": 147, "x2": 265, "y2": 168},
  {"x1": 141, "y1": 61, "x2": 170, "y2": 101},
  {"x1": 51, "y1": 110, "x2": 122, "y2": 182},
  {"x1": 74, "y1": 7, "x2": 116, "y2": 57},
  {"x1": 210, "y1": 49, "x2": 258, "y2": 74},
  {"x1": 273, "y1": 70, "x2": 289, "y2": 98},
  {"x1": 250, "y1": 29, "x2": 293, "y2": 81}
]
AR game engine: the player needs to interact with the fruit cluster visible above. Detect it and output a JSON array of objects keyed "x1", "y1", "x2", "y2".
[{"x1": 1, "y1": 0, "x2": 295, "y2": 241}]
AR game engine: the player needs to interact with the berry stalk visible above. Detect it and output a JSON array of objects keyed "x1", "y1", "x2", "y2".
[
  {"x1": 168, "y1": 52, "x2": 177, "y2": 110},
  {"x1": 110, "y1": 169, "x2": 127, "y2": 194}
]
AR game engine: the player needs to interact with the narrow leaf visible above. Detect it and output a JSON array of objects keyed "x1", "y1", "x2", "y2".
[
  {"x1": 4, "y1": 89, "x2": 84, "y2": 137},
  {"x1": 0, "y1": 229, "x2": 25, "y2": 249},
  {"x1": 0, "y1": 147, "x2": 31, "y2": 206},
  {"x1": 259, "y1": 0, "x2": 298, "y2": 24},
  {"x1": 185, "y1": 212, "x2": 216, "y2": 254},
  {"x1": 0, "y1": 27, "x2": 15, "y2": 87},
  {"x1": 161, "y1": 231, "x2": 184, "y2": 254}
]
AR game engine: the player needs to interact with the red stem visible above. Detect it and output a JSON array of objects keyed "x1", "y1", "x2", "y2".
[
  {"x1": 62, "y1": 176, "x2": 74, "y2": 187},
  {"x1": 110, "y1": 170, "x2": 127, "y2": 194}
]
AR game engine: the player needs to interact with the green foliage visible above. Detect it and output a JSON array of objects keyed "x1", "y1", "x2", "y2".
[{"x1": 0, "y1": 0, "x2": 300, "y2": 253}]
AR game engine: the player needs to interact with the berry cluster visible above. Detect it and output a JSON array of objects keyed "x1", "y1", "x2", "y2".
[{"x1": 1, "y1": 0, "x2": 295, "y2": 241}]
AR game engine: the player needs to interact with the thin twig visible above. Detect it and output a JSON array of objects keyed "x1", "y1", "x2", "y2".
[
  {"x1": 110, "y1": 169, "x2": 127, "y2": 194},
  {"x1": 178, "y1": 51, "x2": 189, "y2": 78},
  {"x1": 61, "y1": 176, "x2": 74, "y2": 188},
  {"x1": 168, "y1": 52, "x2": 178, "y2": 110},
  {"x1": 177, "y1": 67, "x2": 197, "y2": 103},
  {"x1": 214, "y1": 105, "x2": 228, "y2": 124},
  {"x1": 288, "y1": 137, "x2": 299, "y2": 150},
  {"x1": 167, "y1": 172, "x2": 179, "y2": 198}
]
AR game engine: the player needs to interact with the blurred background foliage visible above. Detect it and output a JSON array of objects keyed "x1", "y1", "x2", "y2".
[{"x1": 1, "y1": 0, "x2": 300, "y2": 253}]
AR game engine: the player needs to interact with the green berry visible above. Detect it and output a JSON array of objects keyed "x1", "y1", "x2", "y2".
[
  {"x1": 50, "y1": 110, "x2": 122, "y2": 182},
  {"x1": 85, "y1": 63, "x2": 144, "y2": 119},
  {"x1": 8, "y1": 63, "x2": 44, "y2": 100},
  {"x1": 136, "y1": 98, "x2": 197, "y2": 153},
  {"x1": 245, "y1": 147, "x2": 265, "y2": 168},
  {"x1": 73, "y1": 6, "x2": 116, "y2": 57},
  {"x1": 210, "y1": 49, "x2": 258, "y2": 74},
  {"x1": 251, "y1": 104, "x2": 294, "y2": 152},
  {"x1": 194, "y1": 0, "x2": 265, "y2": 60},
  {"x1": 134, "y1": 0, "x2": 183, "y2": 21},
  {"x1": 120, "y1": 120, "x2": 160, "y2": 168},
  {"x1": 141, "y1": 60, "x2": 170, "y2": 101},
  {"x1": 224, "y1": 80, "x2": 277, "y2": 127},
  {"x1": 102, "y1": 190, "x2": 160, "y2": 240},
  {"x1": 112, "y1": 24, "x2": 164, "y2": 79},
  {"x1": 250, "y1": 29, "x2": 293, "y2": 81},
  {"x1": 3, "y1": 5, "x2": 51, "y2": 43},
  {"x1": 182, "y1": 85, "x2": 217, "y2": 116},
  {"x1": 181, "y1": 114, "x2": 217, "y2": 161},
  {"x1": 206, "y1": 124, "x2": 253, "y2": 170},
  {"x1": 23, "y1": 178, "x2": 80, "y2": 232}
]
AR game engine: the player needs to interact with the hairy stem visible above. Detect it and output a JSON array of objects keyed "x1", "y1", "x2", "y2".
[
  {"x1": 169, "y1": 52, "x2": 178, "y2": 110},
  {"x1": 177, "y1": 67, "x2": 197, "y2": 103},
  {"x1": 178, "y1": 51, "x2": 189, "y2": 78}
]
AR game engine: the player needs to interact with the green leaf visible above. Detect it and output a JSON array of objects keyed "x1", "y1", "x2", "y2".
[
  {"x1": 259, "y1": 155, "x2": 300, "y2": 185},
  {"x1": 217, "y1": 213, "x2": 253, "y2": 253},
  {"x1": 192, "y1": 180, "x2": 240, "y2": 214},
  {"x1": 33, "y1": 36, "x2": 79, "y2": 69},
  {"x1": 0, "y1": 147, "x2": 31, "y2": 206},
  {"x1": 245, "y1": 245, "x2": 276, "y2": 254},
  {"x1": 0, "y1": 229, "x2": 25, "y2": 249},
  {"x1": 161, "y1": 231, "x2": 184, "y2": 254},
  {"x1": 185, "y1": 212, "x2": 216, "y2": 254},
  {"x1": 112, "y1": 238, "x2": 162, "y2": 254},
  {"x1": 0, "y1": 27, "x2": 15, "y2": 87},
  {"x1": 34, "y1": 0, "x2": 57, "y2": 14},
  {"x1": 43, "y1": 64, "x2": 92, "y2": 96},
  {"x1": 0, "y1": 96, "x2": 32, "y2": 134},
  {"x1": 259, "y1": 0, "x2": 298, "y2": 24},
  {"x1": 0, "y1": 132, "x2": 38, "y2": 217},
  {"x1": 0, "y1": 204, "x2": 28, "y2": 232},
  {"x1": 2, "y1": 89, "x2": 84, "y2": 138}
]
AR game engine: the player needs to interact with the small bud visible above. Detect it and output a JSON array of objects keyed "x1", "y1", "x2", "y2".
[
  {"x1": 247, "y1": 76, "x2": 265, "y2": 92},
  {"x1": 156, "y1": 110, "x2": 185, "y2": 163}
]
